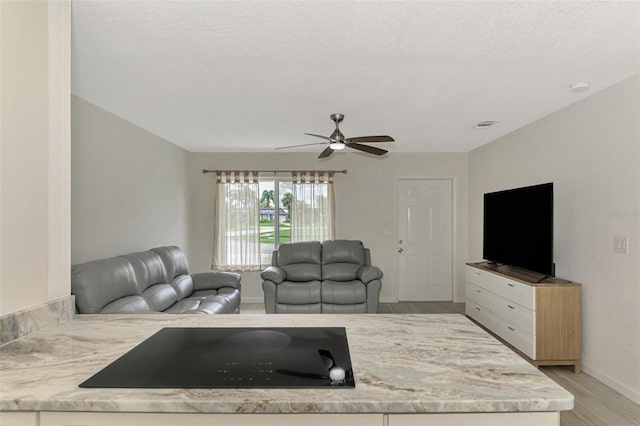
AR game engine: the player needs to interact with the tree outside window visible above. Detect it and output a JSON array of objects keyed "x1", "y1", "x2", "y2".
[{"x1": 259, "y1": 179, "x2": 292, "y2": 265}]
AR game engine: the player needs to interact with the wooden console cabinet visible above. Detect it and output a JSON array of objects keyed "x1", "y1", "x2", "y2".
[{"x1": 465, "y1": 262, "x2": 581, "y2": 373}]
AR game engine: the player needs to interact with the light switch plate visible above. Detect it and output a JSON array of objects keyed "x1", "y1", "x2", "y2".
[{"x1": 614, "y1": 236, "x2": 628, "y2": 253}]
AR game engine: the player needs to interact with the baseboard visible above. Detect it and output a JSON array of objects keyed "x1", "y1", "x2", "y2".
[
  {"x1": 582, "y1": 362, "x2": 640, "y2": 405},
  {"x1": 379, "y1": 296, "x2": 397, "y2": 303},
  {"x1": 240, "y1": 296, "x2": 265, "y2": 304}
]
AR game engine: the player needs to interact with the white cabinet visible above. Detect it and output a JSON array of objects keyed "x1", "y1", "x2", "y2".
[
  {"x1": 388, "y1": 412, "x2": 559, "y2": 426},
  {"x1": 465, "y1": 263, "x2": 581, "y2": 372},
  {"x1": 39, "y1": 412, "x2": 382, "y2": 426},
  {"x1": 0, "y1": 412, "x2": 38, "y2": 426},
  {"x1": 466, "y1": 267, "x2": 536, "y2": 358}
]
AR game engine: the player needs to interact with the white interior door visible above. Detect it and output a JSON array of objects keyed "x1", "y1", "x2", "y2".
[{"x1": 397, "y1": 179, "x2": 452, "y2": 301}]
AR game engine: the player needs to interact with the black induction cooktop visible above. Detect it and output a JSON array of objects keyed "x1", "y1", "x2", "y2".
[{"x1": 80, "y1": 327, "x2": 355, "y2": 389}]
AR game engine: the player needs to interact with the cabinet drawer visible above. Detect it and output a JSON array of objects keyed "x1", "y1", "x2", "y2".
[
  {"x1": 465, "y1": 266, "x2": 491, "y2": 289},
  {"x1": 493, "y1": 277, "x2": 535, "y2": 310},
  {"x1": 465, "y1": 282, "x2": 493, "y2": 309},
  {"x1": 492, "y1": 314, "x2": 535, "y2": 359},
  {"x1": 492, "y1": 294, "x2": 535, "y2": 336},
  {"x1": 466, "y1": 299, "x2": 492, "y2": 327},
  {"x1": 0, "y1": 412, "x2": 38, "y2": 426}
]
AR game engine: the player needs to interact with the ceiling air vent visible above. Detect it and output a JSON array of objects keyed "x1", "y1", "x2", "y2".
[{"x1": 474, "y1": 120, "x2": 498, "y2": 129}]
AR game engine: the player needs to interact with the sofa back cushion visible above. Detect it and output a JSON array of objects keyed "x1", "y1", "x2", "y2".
[
  {"x1": 322, "y1": 240, "x2": 365, "y2": 281},
  {"x1": 151, "y1": 246, "x2": 190, "y2": 279},
  {"x1": 71, "y1": 257, "x2": 143, "y2": 314},
  {"x1": 277, "y1": 241, "x2": 322, "y2": 281},
  {"x1": 121, "y1": 252, "x2": 168, "y2": 292},
  {"x1": 151, "y1": 246, "x2": 194, "y2": 299}
]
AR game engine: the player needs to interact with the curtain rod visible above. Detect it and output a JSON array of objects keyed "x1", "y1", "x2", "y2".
[{"x1": 202, "y1": 169, "x2": 347, "y2": 175}]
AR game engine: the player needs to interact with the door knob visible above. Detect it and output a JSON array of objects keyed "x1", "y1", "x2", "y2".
[
  {"x1": 398, "y1": 239, "x2": 403, "y2": 244},
  {"x1": 398, "y1": 248, "x2": 404, "y2": 253}
]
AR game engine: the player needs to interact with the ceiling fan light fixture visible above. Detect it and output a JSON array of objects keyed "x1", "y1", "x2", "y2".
[{"x1": 329, "y1": 142, "x2": 346, "y2": 150}]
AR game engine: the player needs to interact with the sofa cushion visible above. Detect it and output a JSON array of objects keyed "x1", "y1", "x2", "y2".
[
  {"x1": 151, "y1": 246, "x2": 190, "y2": 280},
  {"x1": 170, "y1": 274, "x2": 195, "y2": 300},
  {"x1": 322, "y1": 264, "x2": 361, "y2": 281},
  {"x1": 281, "y1": 263, "x2": 322, "y2": 282},
  {"x1": 278, "y1": 241, "x2": 322, "y2": 265},
  {"x1": 71, "y1": 257, "x2": 139, "y2": 314},
  {"x1": 141, "y1": 283, "x2": 179, "y2": 312},
  {"x1": 321, "y1": 280, "x2": 367, "y2": 304},
  {"x1": 164, "y1": 299, "x2": 201, "y2": 313},
  {"x1": 120, "y1": 252, "x2": 168, "y2": 293},
  {"x1": 276, "y1": 280, "x2": 322, "y2": 304},
  {"x1": 277, "y1": 242, "x2": 322, "y2": 281},
  {"x1": 192, "y1": 271, "x2": 241, "y2": 290},
  {"x1": 204, "y1": 295, "x2": 238, "y2": 313},
  {"x1": 322, "y1": 240, "x2": 365, "y2": 265},
  {"x1": 100, "y1": 295, "x2": 152, "y2": 314},
  {"x1": 207, "y1": 287, "x2": 241, "y2": 309},
  {"x1": 276, "y1": 302, "x2": 322, "y2": 314},
  {"x1": 321, "y1": 240, "x2": 366, "y2": 281}
]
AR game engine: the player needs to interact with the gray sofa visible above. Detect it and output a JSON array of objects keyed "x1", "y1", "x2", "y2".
[
  {"x1": 261, "y1": 240, "x2": 382, "y2": 314},
  {"x1": 71, "y1": 246, "x2": 241, "y2": 314}
]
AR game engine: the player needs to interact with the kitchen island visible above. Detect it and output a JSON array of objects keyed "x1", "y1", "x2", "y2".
[{"x1": 0, "y1": 313, "x2": 573, "y2": 426}]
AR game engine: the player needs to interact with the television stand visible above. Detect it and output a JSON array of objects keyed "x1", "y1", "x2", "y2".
[{"x1": 466, "y1": 262, "x2": 582, "y2": 373}]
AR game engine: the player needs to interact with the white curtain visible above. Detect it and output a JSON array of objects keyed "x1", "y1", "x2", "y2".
[
  {"x1": 290, "y1": 171, "x2": 335, "y2": 242},
  {"x1": 212, "y1": 171, "x2": 261, "y2": 271}
]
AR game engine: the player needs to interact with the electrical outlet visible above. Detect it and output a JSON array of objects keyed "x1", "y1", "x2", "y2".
[{"x1": 614, "y1": 236, "x2": 628, "y2": 254}]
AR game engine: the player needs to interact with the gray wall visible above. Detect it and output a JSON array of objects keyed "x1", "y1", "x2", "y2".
[
  {"x1": 468, "y1": 75, "x2": 640, "y2": 403},
  {"x1": 71, "y1": 96, "x2": 189, "y2": 264},
  {"x1": 187, "y1": 152, "x2": 468, "y2": 303}
]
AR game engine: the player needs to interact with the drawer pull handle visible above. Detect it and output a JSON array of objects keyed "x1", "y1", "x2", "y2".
[
  {"x1": 507, "y1": 305, "x2": 515, "y2": 309},
  {"x1": 507, "y1": 326, "x2": 515, "y2": 331},
  {"x1": 507, "y1": 283, "x2": 515, "y2": 287},
  {"x1": 475, "y1": 307, "x2": 481, "y2": 311}
]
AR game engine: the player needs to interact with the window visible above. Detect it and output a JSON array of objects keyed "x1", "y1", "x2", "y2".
[
  {"x1": 258, "y1": 178, "x2": 292, "y2": 266},
  {"x1": 212, "y1": 171, "x2": 334, "y2": 271}
]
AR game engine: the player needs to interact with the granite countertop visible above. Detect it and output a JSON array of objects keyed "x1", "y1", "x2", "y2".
[{"x1": 0, "y1": 313, "x2": 573, "y2": 414}]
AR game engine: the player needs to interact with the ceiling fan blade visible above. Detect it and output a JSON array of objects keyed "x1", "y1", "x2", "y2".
[
  {"x1": 318, "y1": 146, "x2": 334, "y2": 158},
  {"x1": 345, "y1": 135, "x2": 394, "y2": 143},
  {"x1": 346, "y1": 142, "x2": 388, "y2": 156},
  {"x1": 304, "y1": 133, "x2": 332, "y2": 142},
  {"x1": 276, "y1": 141, "x2": 328, "y2": 149}
]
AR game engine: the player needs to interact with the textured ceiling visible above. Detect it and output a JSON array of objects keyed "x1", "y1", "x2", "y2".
[{"x1": 71, "y1": 1, "x2": 639, "y2": 153}]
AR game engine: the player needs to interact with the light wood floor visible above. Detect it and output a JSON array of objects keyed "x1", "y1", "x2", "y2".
[{"x1": 240, "y1": 302, "x2": 640, "y2": 425}]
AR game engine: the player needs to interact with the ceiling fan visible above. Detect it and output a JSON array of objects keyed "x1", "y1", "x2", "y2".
[{"x1": 277, "y1": 114, "x2": 395, "y2": 158}]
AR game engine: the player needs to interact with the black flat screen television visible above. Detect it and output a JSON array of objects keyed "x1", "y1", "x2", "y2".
[{"x1": 483, "y1": 182, "x2": 554, "y2": 276}]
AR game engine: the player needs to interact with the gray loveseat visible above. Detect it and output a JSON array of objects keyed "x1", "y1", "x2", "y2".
[
  {"x1": 71, "y1": 246, "x2": 241, "y2": 314},
  {"x1": 261, "y1": 240, "x2": 382, "y2": 314}
]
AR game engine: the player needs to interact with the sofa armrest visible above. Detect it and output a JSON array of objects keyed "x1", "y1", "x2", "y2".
[
  {"x1": 357, "y1": 265, "x2": 383, "y2": 284},
  {"x1": 192, "y1": 271, "x2": 241, "y2": 291},
  {"x1": 261, "y1": 266, "x2": 287, "y2": 284}
]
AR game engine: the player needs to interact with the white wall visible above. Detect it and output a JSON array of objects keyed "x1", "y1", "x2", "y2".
[
  {"x1": 187, "y1": 152, "x2": 468, "y2": 303},
  {"x1": 468, "y1": 75, "x2": 640, "y2": 403},
  {"x1": 0, "y1": 0, "x2": 70, "y2": 316},
  {"x1": 71, "y1": 96, "x2": 189, "y2": 263}
]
